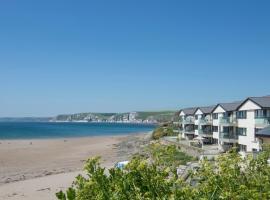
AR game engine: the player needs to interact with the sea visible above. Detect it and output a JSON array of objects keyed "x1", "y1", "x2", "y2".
[{"x1": 0, "y1": 122, "x2": 156, "y2": 139}]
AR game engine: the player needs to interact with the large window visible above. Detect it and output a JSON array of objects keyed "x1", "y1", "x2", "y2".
[
  {"x1": 237, "y1": 127, "x2": 247, "y2": 136},
  {"x1": 195, "y1": 125, "x2": 198, "y2": 130},
  {"x1": 236, "y1": 111, "x2": 247, "y2": 119},
  {"x1": 195, "y1": 115, "x2": 198, "y2": 120},
  {"x1": 223, "y1": 126, "x2": 233, "y2": 133},
  {"x1": 255, "y1": 109, "x2": 270, "y2": 118},
  {"x1": 212, "y1": 113, "x2": 218, "y2": 119},
  {"x1": 212, "y1": 126, "x2": 218, "y2": 132}
]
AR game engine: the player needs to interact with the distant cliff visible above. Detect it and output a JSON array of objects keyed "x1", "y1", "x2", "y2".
[{"x1": 52, "y1": 111, "x2": 177, "y2": 123}]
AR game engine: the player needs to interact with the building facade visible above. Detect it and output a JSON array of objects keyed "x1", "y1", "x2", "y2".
[
  {"x1": 179, "y1": 108, "x2": 197, "y2": 140},
  {"x1": 179, "y1": 96, "x2": 270, "y2": 153}
]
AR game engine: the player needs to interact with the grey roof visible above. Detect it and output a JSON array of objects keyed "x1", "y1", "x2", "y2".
[
  {"x1": 256, "y1": 126, "x2": 270, "y2": 137},
  {"x1": 248, "y1": 96, "x2": 270, "y2": 108},
  {"x1": 197, "y1": 106, "x2": 216, "y2": 114},
  {"x1": 217, "y1": 101, "x2": 243, "y2": 112},
  {"x1": 180, "y1": 107, "x2": 197, "y2": 115}
]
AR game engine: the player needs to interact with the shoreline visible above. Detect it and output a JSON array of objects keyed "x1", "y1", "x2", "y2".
[
  {"x1": 0, "y1": 131, "x2": 150, "y2": 141},
  {"x1": 0, "y1": 132, "x2": 152, "y2": 200}
]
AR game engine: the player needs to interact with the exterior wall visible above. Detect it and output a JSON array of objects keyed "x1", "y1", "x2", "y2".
[
  {"x1": 194, "y1": 109, "x2": 202, "y2": 136},
  {"x1": 212, "y1": 106, "x2": 225, "y2": 142},
  {"x1": 213, "y1": 106, "x2": 226, "y2": 114},
  {"x1": 195, "y1": 109, "x2": 203, "y2": 115},
  {"x1": 238, "y1": 100, "x2": 262, "y2": 152},
  {"x1": 237, "y1": 110, "x2": 256, "y2": 152},
  {"x1": 179, "y1": 112, "x2": 185, "y2": 139},
  {"x1": 213, "y1": 131, "x2": 219, "y2": 139},
  {"x1": 180, "y1": 111, "x2": 185, "y2": 116},
  {"x1": 238, "y1": 100, "x2": 261, "y2": 111}
]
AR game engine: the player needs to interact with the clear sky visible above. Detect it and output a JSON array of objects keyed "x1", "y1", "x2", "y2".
[{"x1": 0, "y1": 0, "x2": 269, "y2": 117}]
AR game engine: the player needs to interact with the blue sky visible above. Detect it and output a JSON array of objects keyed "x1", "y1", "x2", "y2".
[{"x1": 0, "y1": 0, "x2": 269, "y2": 117}]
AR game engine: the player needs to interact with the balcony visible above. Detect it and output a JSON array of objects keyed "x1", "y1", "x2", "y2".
[
  {"x1": 255, "y1": 118, "x2": 270, "y2": 127},
  {"x1": 199, "y1": 118, "x2": 212, "y2": 125},
  {"x1": 183, "y1": 118, "x2": 195, "y2": 124},
  {"x1": 184, "y1": 129, "x2": 195, "y2": 135},
  {"x1": 220, "y1": 117, "x2": 237, "y2": 126},
  {"x1": 219, "y1": 132, "x2": 238, "y2": 143},
  {"x1": 198, "y1": 129, "x2": 213, "y2": 138}
]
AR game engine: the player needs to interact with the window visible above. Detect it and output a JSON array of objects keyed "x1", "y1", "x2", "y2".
[
  {"x1": 212, "y1": 126, "x2": 218, "y2": 132},
  {"x1": 195, "y1": 115, "x2": 198, "y2": 120},
  {"x1": 213, "y1": 138, "x2": 218, "y2": 144},
  {"x1": 223, "y1": 126, "x2": 234, "y2": 133},
  {"x1": 195, "y1": 125, "x2": 198, "y2": 130},
  {"x1": 236, "y1": 111, "x2": 247, "y2": 119},
  {"x1": 237, "y1": 127, "x2": 247, "y2": 136},
  {"x1": 223, "y1": 112, "x2": 232, "y2": 118},
  {"x1": 239, "y1": 144, "x2": 247, "y2": 152},
  {"x1": 255, "y1": 109, "x2": 270, "y2": 118},
  {"x1": 213, "y1": 113, "x2": 218, "y2": 119}
]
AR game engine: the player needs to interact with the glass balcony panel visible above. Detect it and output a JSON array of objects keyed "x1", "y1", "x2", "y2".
[
  {"x1": 220, "y1": 117, "x2": 237, "y2": 125},
  {"x1": 220, "y1": 132, "x2": 238, "y2": 143},
  {"x1": 255, "y1": 118, "x2": 270, "y2": 126}
]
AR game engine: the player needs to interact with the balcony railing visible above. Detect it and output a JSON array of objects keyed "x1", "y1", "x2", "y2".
[
  {"x1": 183, "y1": 118, "x2": 195, "y2": 124},
  {"x1": 198, "y1": 129, "x2": 213, "y2": 137},
  {"x1": 255, "y1": 118, "x2": 270, "y2": 126},
  {"x1": 220, "y1": 117, "x2": 237, "y2": 125},
  {"x1": 199, "y1": 118, "x2": 212, "y2": 125},
  {"x1": 184, "y1": 130, "x2": 195, "y2": 135},
  {"x1": 220, "y1": 132, "x2": 238, "y2": 143}
]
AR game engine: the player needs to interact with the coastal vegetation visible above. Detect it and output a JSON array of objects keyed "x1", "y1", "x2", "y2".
[
  {"x1": 152, "y1": 123, "x2": 179, "y2": 140},
  {"x1": 136, "y1": 111, "x2": 177, "y2": 122},
  {"x1": 56, "y1": 145, "x2": 270, "y2": 200}
]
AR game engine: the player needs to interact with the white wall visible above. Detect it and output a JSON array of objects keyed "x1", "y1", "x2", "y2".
[
  {"x1": 238, "y1": 100, "x2": 261, "y2": 111},
  {"x1": 213, "y1": 132, "x2": 219, "y2": 139},
  {"x1": 237, "y1": 100, "x2": 261, "y2": 151},
  {"x1": 194, "y1": 113, "x2": 202, "y2": 136},
  {"x1": 180, "y1": 111, "x2": 185, "y2": 116},
  {"x1": 212, "y1": 106, "x2": 225, "y2": 140},
  {"x1": 213, "y1": 105, "x2": 226, "y2": 114}
]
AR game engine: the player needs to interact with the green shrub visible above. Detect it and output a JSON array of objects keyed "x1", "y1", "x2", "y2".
[
  {"x1": 152, "y1": 125, "x2": 176, "y2": 140},
  {"x1": 57, "y1": 146, "x2": 270, "y2": 200}
]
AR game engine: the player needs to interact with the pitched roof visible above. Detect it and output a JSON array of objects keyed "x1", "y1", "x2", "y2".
[
  {"x1": 197, "y1": 106, "x2": 216, "y2": 114},
  {"x1": 256, "y1": 126, "x2": 270, "y2": 137},
  {"x1": 212, "y1": 101, "x2": 243, "y2": 112},
  {"x1": 180, "y1": 107, "x2": 197, "y2": 115},
  {"x1": 248, "y1": 96, "x2": 270, "y2": 108}
]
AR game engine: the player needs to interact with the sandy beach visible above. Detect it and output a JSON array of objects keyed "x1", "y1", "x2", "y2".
[{"x1": 0, "y1": 133, "x2": 151, "y2": 200}]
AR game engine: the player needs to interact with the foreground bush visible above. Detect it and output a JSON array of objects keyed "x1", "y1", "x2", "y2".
[
  {"x1": 57, "y1": 146, "x2": 270, "y2": 200},
  {"x1": 145, "y1": 143, "x2": 194, "y2": 167}
]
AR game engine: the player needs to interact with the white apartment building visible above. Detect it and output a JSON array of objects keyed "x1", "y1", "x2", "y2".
[
  {"x1": 212, "y1": 101, "x2": 242, "y2": 151},
  {"x1": 179, "y1": 96, "x2": 270, "y2": 153},
  {"x1": 237, "y1": 96, "x2": 270, "y2": 152},
  {"x1": 194, "y1": 106, "x2": 215, "y2": 144},
  {"x1": 179, "y1": 108, "x2": 197, "y2": 140}
]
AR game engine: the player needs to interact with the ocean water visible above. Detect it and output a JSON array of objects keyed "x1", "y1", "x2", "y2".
[{"x1": 0, "y1": 122, "x2": 156, "y2": 139}]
